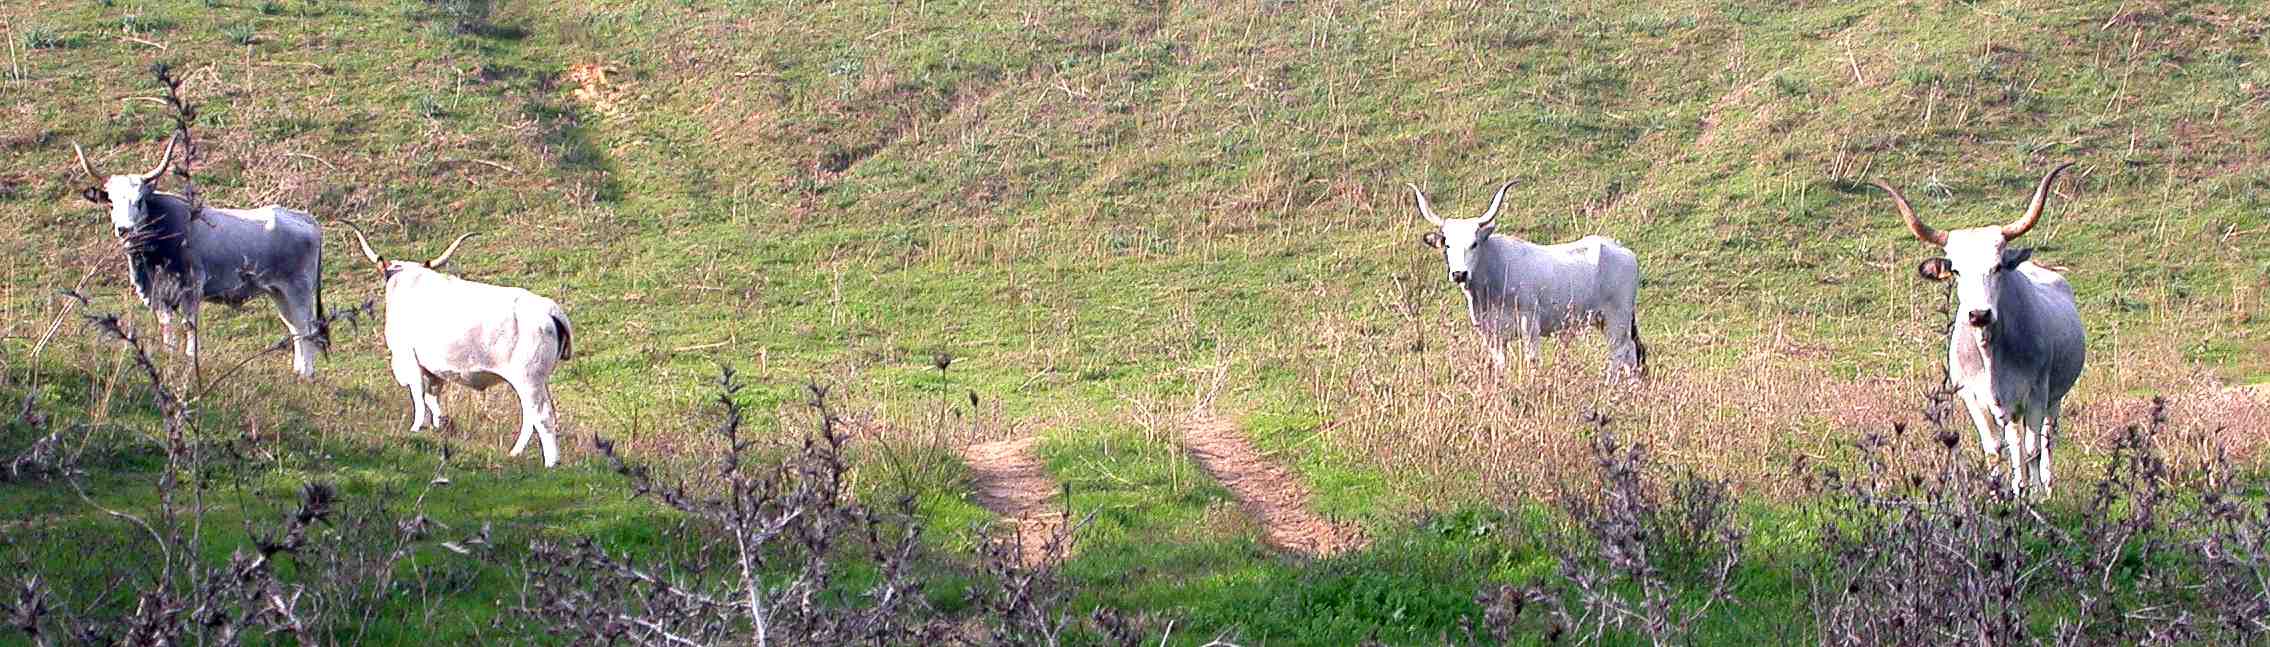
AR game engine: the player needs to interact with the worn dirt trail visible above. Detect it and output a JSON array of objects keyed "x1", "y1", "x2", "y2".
[
  {"x1": 1180, "y1": 414, "x2": 1367, "y2": 557},
  {"x1": 960, "y1": 437, "x2": 1067, "y2": 567}
]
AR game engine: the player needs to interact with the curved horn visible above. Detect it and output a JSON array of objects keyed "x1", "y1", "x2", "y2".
[
  {"x1": 1871, "y1": 179, "x2": 1946, "y2": 246},
  {"x1": 344, "y1": 222, "x2": 384, "y2": 264},
  {"x1": 2004, "y1": 162, "x2": 2076, "y2": 240},
  {"x1": 428, "y1": 233, "x2": 475, "y2": 268},
  {"x1": 72, "y1": 142, "x2": 104, "y2": 182},
  {"x1": 141, "y1": 131, "x2": 179, "y2": 183},
  {"x1": 1476, "y1": 180, "x2": 1516, "y2": 227},
  {"x1": 1408, "y1": 183, "x2": 1444, "y2": 226}
]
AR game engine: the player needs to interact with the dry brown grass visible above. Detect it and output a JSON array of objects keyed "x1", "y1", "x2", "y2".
[{"x1": 1297, "y1": 310, "x2": 2269, "y2": 506}]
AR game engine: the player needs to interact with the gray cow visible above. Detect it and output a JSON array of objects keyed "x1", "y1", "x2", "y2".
[
  {"x1": 1874, "y1": 163, "x2": 2085, "y2": 495},
  {"x1": 1412, "y1": 182, "x2": 1645, "y2": 379},
  {"x1": 76, "y1": 133, "x2": 328, "y2": 378}
]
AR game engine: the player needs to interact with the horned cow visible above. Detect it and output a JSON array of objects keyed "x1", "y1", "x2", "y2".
[
  {"x1": 1412, "y1": 182, "x2": 1646, "y2": 380},
  {"x1": 348, "y1": 226, "x2": 574, "y2": 467},
  {"x1": 1874, "y1": 163, "x2": 2086, "y2": 495},
  {"x1": 76, "y1": 133, "x2": 329, "y2": 378}
]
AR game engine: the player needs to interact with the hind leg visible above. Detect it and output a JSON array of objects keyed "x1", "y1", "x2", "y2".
[
  {"x1": 1600, "y1": 315, "x2": 1640, "y2": 382},
  {"x1": 2036, "y1": 402, "x2": 2062, "y2": 494},
  {"x1": 269, "y1": 289, "x2": 319, "y2": 379},
  {"x1": 505, "y1": 374, "x2": 560, "y2": 466}
]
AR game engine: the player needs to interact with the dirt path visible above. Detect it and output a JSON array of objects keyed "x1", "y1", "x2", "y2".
[
  {"x1": 960, "y1": 437, "x2": 1067, "y2": 567},
  {"x1": 1180, "y1": 414, "x2": 1367, "y2": 557}
]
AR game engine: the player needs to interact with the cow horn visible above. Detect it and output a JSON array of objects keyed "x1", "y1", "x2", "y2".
[
  {"x1": 428, "y1": 232, "x2": 475, "y2": 268},
  {"x1": 142, "y1": 131, "x2": 180, "y2": 183},
  {"x1": 1477, "y1": 180, "x2": 1515, "y2": 228},
  {"x1": 1872, "y1": 179, "x2": 1946, "y2": 246},
  {"x1": 344, "y1": 222, "x2": 384, "y2": 264},
  {"x1": 72, "y1": 142, "x2": 104, "y2": 182},
  {"x1": 1408, "y1": 183, "x2": 1444, "y2": 226},
  {"x1": 2004, "y1": 162, "x2": 2075, "y2": 240}
]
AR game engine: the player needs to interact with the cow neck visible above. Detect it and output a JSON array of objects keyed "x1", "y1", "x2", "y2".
[{"x1": 122, "y1": 193, "x2": 199, "y2": 310}]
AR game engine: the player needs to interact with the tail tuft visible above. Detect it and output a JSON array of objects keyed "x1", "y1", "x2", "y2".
[
  {"x1": 312, "y1": 276, "x2": 332, "y2": 352},
  {"x1": 1631, "y1": 315, "x2": 1648, "y2": 378}
]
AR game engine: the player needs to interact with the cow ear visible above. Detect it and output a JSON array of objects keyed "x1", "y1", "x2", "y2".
[
  {"x1": 1420, "y1": 232, "x2": 1444, "y2": 249},
  {"x1": 82, "y1": 187, "x2": 109, "y2": 204},
  {"x1": 1917, "y1": 258, "x2": 1953, "y2": 282},
  {"x1": 1998, "y1": 247, "x2": 2034, "y2": 271},
  {"x1": 1476, "y1": 223, "x2": 1495, "y2": 240}
]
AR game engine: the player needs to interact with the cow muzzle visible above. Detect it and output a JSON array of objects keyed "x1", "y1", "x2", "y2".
[
  {"x1": 1967, "y1": 309, "x2": 1995, "y2": 328},
  {"x1": 1450, "y1": 271, "x2": 1470, "y2": 284}
]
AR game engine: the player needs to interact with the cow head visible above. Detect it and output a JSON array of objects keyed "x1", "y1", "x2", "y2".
[
  {"x1": 1411, "y1": 181, "x2": 1515, "y2": 285},
  {"x1": 75, "y1": 133, "x2": 180, "y2": 237},
  {"x1": 1876, "y1": 163, "x2": 2074, "y2": 335},
  {"x1": 347, "y1": 223, "x2": 475, "y2": 284}
]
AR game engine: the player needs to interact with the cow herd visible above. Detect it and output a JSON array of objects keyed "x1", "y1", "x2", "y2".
[
  {"x1": 70, "y1": 133, "x2": 2087, "y2": 493},
  {"x1": 1410, "y1": 164, "x2": 2083, "y2": 494},
  {"x1": 75, "y1": 134, "x2": 574, "y2": 467}
]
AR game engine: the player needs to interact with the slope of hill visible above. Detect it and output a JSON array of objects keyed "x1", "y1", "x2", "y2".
[{"x1": 4, "y1": 0, "x2": 2267, "y2": 642}]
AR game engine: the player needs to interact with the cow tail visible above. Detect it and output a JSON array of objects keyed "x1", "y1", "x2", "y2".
[
  {"x1": 312, "y1": 269, "x2": 332, "y2": 352},
  {"x1": 550, "y1": 309, "x2": 574, "y2": 361},
  {"x1": 1630, "y1": 314, "x2": 1648, "y2": 377}
]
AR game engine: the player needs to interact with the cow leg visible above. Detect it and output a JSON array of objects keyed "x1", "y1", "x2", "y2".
[
  {"x1": 1959, "y1": 390, "x2": 2002, "y2": 456},
  {"x1": 1519, "y1": 314, "x2": 1543, "y2": 365},
  {"x1": 406, "y1": 373, "x2": 448, "y2": 432},
  {"x1": 2035, "y1": 402, "x2": 2061, "y2": 495},
  {"x1": 391, "y1": 355, "x2": 431, "y2": 432},
  {"x1": 178, "y1": 300, "x2": 203, "y2": 376},
  {"x1": 1601, "y1": 314, "x2": 1638, "y2": 382},
  {"x1": 270, "y1": 291, "x2": 318, "y2": 379},
  {"x1": 2022, "y1": 409, "x2": 2043, "y2": 495},
  {"x1": 2000, "y1": 415, "x2": 2027, "y2": 495},
  {"x1": 421, "y1": 378, "x2": 449, "y2": 432},
  {"x1": 505, "y1": 375, "x2": 560, "y2": 467},
  {"x1": 154, "y1": 309, "x2": 178, "y2": 349},
  {"x1": 407, "y1": 384, "x2": 432, "y2": 432}
]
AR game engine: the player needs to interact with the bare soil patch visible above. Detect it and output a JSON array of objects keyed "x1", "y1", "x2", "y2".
[
  {"x1": 1180, "y1": 414, "x2": 1366, "y2": 557},
  {"x1": 960, "y1": 436, "x2": 1067, "y2": 567}
]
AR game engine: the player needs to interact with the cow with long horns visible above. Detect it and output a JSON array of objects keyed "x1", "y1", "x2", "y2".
[
  {"x1": 1411, "y1": 182, "x2": 1646, "y2": 379},
  {"x1": 75, "y1": 133, "x2": 329, "y2": 378},
  {"x1": 348, "y1": 226, "x2": 573, "y2": 467},
  {"x1": 1874, "y1": 163, "x2": 2085, "y2": 494}
]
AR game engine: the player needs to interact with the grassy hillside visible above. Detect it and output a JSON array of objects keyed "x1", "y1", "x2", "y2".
[{"x1": 4, "y1": 0, "x2": 2269, "y2": 643}]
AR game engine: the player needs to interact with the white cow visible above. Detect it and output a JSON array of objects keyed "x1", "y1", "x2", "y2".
[
  {"x1": 1874, "y1": 163, "x2": 2085, "y2": 494},
  {"x1": 348, "y1": 225, "x2": 573, "y2": 466},
  {"x1": 1412, "y1": 182, "x2": 1646, "y2": 379}
]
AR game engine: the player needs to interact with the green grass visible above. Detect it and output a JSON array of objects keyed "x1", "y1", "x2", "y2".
[{"x1": 5, "y1": 0, "x2": 2270, "y2": 643}]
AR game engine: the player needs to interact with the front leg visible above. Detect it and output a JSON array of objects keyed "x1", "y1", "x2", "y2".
[
  {"x1": 1517, "y1": 296, "x2": 1544, "y2": 366},
  {"x1": 392, "y1": 356, "x2": 437, "y2": 432},
  {"x1": 407, "y1": 384, "x2": 432, "y2": 432},
  {"x1": 1958, "y1": 389, "x2": 2002, "y2": 456},
  {"x1": 1999, "y1": 413, "x2": 2026, "y2": 494},
  {"x1": 421, "y1": 377, "x2": 449, "y2": 432}
]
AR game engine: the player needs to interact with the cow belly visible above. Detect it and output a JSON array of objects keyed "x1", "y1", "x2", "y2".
[{"x1": 432, "y1": 368, "x2": 507, "y2": 390}]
